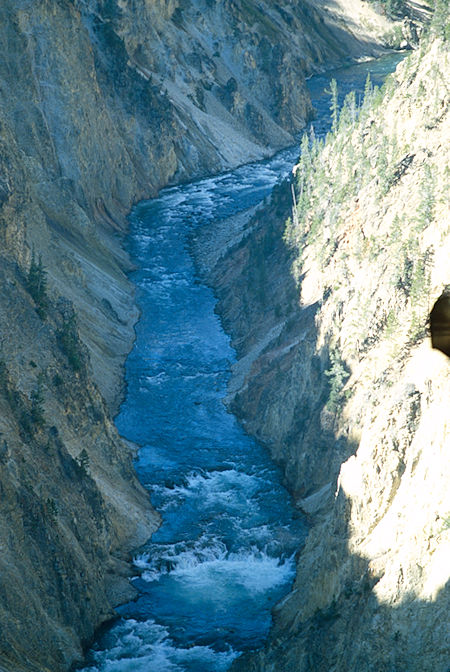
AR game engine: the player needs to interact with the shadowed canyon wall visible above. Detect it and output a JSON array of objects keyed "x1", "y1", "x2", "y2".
[
  {"x1": 0, "y1": 0, "x2": 406, "y2": 669},
  {"x1": 203, "y1": 37, "x2": 449, "y2": 672}
]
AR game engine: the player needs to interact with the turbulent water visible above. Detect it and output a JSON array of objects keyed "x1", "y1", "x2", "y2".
[{"x1": 81, "y1": 52, "x2": 405, "y2": 672}]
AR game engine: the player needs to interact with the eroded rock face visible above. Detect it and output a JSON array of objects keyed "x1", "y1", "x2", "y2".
[
  {"x1": 0, "y1": 269, "x2": 160, "y2": 672},
  {"x1": 91, "y1": 0, "x2": 388, "y2": 173},
  {"x1": 207, "y1": 40, "x2": 449, "y2": 672},
  {"x1": 0, "y1": 0, "x2": 393, "y2": 412},
  {"x1": 0, "y1": 0, "x2": 398, "y2": 669}
]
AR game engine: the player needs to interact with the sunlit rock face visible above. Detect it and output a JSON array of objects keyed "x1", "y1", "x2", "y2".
[
  {"x1": 207, "y1": 40, "x2": 449, "y2": 672},
  {"x1": 0, "y1": 0, "x2": 397, "y2": 669},
  {"x1": 0, "y1": 0, "x2": 392, "y2": 411},
  {"x1": 94, "y1": 0, "x2": 392, "y2": 174}
]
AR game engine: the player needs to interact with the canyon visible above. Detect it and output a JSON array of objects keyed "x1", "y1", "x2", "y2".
[
  {"x1": 205, "y1": 37, "x2": 449, "y2": 672},
  {"x1": 0, "y1": 0, "x2": 447, "y2": 671}
]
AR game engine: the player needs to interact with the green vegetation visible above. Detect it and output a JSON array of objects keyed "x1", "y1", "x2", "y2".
[
  {"x1": 26, "y1": 252, "x2": 49, "y2": 319},
  {"x1": 329, "y1": 79, "x2": 339, "y2": 134},
  {"x1": 0, "y1": 360, "x2": 22, "y2": 421},
  {"x1": 45, "y1": 497, "x2": 59, "y2": 521},
  {"x1": 408, "y1": 246, "x2": 434, "y2": 342},
  {"x1": 53, "y1": 373, "x2": 64, "y2": 387},
  {"x1": 430, "y1": 0, "x2": 450, "y2": 41},
  {"x1": 30, "y1": 376, "x2": 46, "y2": 428},
  {"x1": 367, "y1": 0, "x2": 407, "y2": 19},
  {"x1": 76, "y1": 448, "x2": 90, "y2": 475},
  {"x1": 416, "y1": 164, "x2": 436, "y2": 231},
  {"x1": 286, "y1": 74, "x2": 401, "y2": 257},
  {"x1": 384, "y1": 308, "x2": 399, "y2": 338},
  {"x1": 237, "y1": 0, "x2": 279, "y2": 39},
  {"x1": 385, "y1": 24, "x2": 406, "y2": 49},
  {"x1": 325, "y1": 349, "x2": 350, "y2": 413},
  {"x1": 57, "y1": 313, "x2": 83, "y2": 372},
  {"x1": 284, "y1": 41, "x2": 444, "y2": 366},
  {"x1": 0, "y1": 360, "x2": 47, "y2": 436}
]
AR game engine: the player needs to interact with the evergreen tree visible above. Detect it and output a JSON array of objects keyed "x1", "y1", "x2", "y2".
[
  {"x1": 295, "y1": 133, "x2": 313, "y2": 220},
  {"x1": 416, "y1": 164, "x2": 436, "y2": 231},
  {"x1": 58, "y1": 313, "x2": 83, "y2": 371},
  {"x1": 27, "y1": 252, "x2": 48, "y2": 319},
  {"x1": 338, "y1": 91, "x2": 357, "y2": 132},
  {"x1": 329, "y1": 79, "x2": 339, "y2": 134},
  {"x1": 30, "y1": 381, "x2": 45, "y2": 427},
  {"x1": 377, "y1": 134, "x2": 391, "y2": 195},
  {"x1": 431, "y1": 0, "x2": 450, "y2": 40},
  {"x1": 325, "y1": 349, "x2": 350, "y2": 413},
  {"x1": 360, "y1": 73, "x2": 373, "y2": 120},
  {"x1": 77, "y1": 448, "x2": 90, "y2": 475}
]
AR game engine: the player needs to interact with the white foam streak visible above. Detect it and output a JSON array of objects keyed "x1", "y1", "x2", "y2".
[
  {"x1": 135, "y1": 538, "x2": 295, "y2": 596},
  {"x1": 153, "y1": 469, "x2": 263, "y2": 513},
  {"x1": 172, "y1": 548, "x2": 295, "y2": 595},
  {"x1": 134, "y1": 537, "x2": 228, "y2": 582},
  {"x1": 83, "y1": 620, "x2": 237, "y2": 672}
]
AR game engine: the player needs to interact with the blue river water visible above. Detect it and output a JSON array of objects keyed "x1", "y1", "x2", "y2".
[{"x1": 81, "y1": 52, "x2": 405, "y2": 672}]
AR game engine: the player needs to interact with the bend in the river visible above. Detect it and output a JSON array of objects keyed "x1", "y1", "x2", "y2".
[{"x1": 80, "y1": 52, "x2": 405, "y2": 672}]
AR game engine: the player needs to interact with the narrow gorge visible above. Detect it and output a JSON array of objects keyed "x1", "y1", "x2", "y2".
[
  {"x1": 0, "y1": 1, "x2": 447, "y2": 671},
  {"x1": 209, "y1": 36, "x2": 449, "y2": 672}
]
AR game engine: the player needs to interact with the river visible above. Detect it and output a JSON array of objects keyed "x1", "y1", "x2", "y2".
[{"x1": 80, "y1": 52, "x2": 405, "y2": 672}]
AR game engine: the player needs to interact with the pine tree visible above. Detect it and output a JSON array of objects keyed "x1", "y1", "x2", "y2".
[
  {"x1": 329, "y1": 78, "x2": 339, "y2": 134},
  {"x1": 431, "y1": 0, "x2": 450, "y2": 41},
  {"x1": 27, "y1": 252, "x2": 48, "y2": 319},
  {"x1": 360, "y1": 73, "x2": 373, "y2": 120},
  {"x1": 416, "y1": 164, "x2": 436, "y2": 231},
  {"x1": 77, "y1": 448, "x2": 90, "y2": 475},
  {"x1": 295, "y1": 133, "x2": 312, "y2": 220},
  {"x1": 58, "y1": 313, "x2": 83, "y2": 371}
]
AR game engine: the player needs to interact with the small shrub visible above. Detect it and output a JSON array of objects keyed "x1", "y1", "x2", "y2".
[
  {"x1": 384, "y1": 309, "x2": 399, "y2": 338},
  {"x1": 53, "y1": 373, "x2": 64, "y2": 387},
  {"x1": 45, "y1": 498, "x2": 58, "y2": 521},
  {"x1": 0, "y1": 360, "x2": 7, "y2": 389},
  {"x1": 19, "y1": 411, "x2": 33, "y2": 438}
]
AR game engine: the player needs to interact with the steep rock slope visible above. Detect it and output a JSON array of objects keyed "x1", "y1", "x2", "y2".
[
  {"x1": 112, "y1": 0, "x2": 393, "y2": 172},
  {"x1": 0, "y1": 0, "x2": 180, "y2": 411},
  {"x1": 0, "y1": 0, "x2": 395, "y2": 412},
  {"x1": 0, "y1": 0, "x2": 399, "y2": 670},
  {"x1": 206, "y1": 38, "x2": 449, "y2": 671},
  {"x1": 0, "y1": 285, "x2": 159, "y2": 672}
]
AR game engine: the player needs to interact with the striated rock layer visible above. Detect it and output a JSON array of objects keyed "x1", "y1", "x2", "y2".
[
  {"x1": 205, "y1": 38, "x2": 449, "y2": 672},
  {"x1": 0, "y1": 0, "x2": 399, "y2": 669}
]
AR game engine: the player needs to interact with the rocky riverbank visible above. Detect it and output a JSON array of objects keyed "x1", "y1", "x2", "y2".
[
  {"x1": 203, "y1": 37, "x2": 449, "y2": 672},
  {"x1": 0, "y1": 0, "x2": 408, "y2": 669}
]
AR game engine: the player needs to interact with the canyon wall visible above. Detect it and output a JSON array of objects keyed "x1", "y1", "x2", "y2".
[
  {"x1": 205, "y1": 37, "x2": 449, "y2": 671},
  {"x1": 0, "y1": 0, "x2": 398, "y2": 670}
]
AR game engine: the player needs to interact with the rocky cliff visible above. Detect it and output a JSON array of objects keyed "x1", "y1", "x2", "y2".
[
  {"x1": 203, "y1": 36, "x2": 449, "y2": 671},
  {"x1": 0, "y1": 0, "x2": 401, "y2": 670}
]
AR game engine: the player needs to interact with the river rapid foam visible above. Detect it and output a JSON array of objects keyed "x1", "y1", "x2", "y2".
[{"x1": 80, "y1": 52, "x2": 405, "y2": 672}]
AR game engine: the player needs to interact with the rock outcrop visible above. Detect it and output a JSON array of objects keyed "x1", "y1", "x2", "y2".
[
  {"x1": 205, "y1": 37, "x2": 449, "y2": 672},
  {"x1": 0, "y1": 0, "x2": 401, "y2": 669}
]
